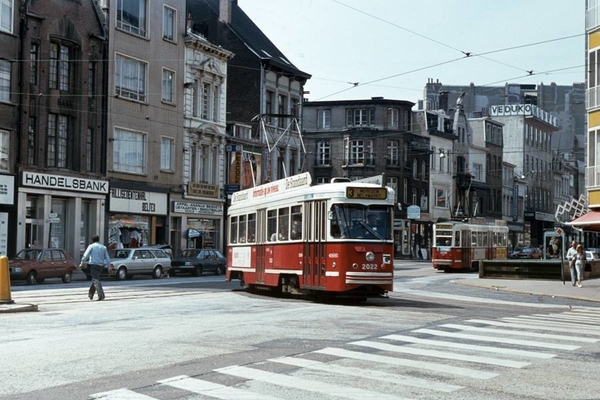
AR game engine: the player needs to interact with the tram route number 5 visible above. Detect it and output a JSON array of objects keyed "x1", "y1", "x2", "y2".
[{"x1": 142, "y1": 202, "x2": 156, "y2": 212}]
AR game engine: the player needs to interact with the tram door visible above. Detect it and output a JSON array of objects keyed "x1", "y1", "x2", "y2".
[
  {"x1": 256, "y1": 209, "x2": 267, "y2": 283},
  {"x1": 303, "y1": 200, "x2": 327, "y2": 288},
  {"x1": 461, "y1": 229, "x2": 472, "y2": 269}
]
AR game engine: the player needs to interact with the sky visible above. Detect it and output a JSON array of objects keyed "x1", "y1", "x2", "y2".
[{"x1": 237, "y1": 0, "x2": 585, "y2": 104}]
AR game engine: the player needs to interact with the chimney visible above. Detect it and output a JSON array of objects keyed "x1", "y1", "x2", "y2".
[{"x1": 219, "y1": 0, "x2": 233, "y2": 24}]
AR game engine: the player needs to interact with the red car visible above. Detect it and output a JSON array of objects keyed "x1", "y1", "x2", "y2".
[
  {"x1": 9, "y1": 248, "x2": 77, "y2": 285},
  {"x1": 511, "y1": 247, "x2": 542, "y2": 259}
]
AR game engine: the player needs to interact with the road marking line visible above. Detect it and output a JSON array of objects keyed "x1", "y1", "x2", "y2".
[
  {"x1": 468, "y1": 319, "x2": 600, "y2": 336},
  {"x1": 440, "y1": 324, "x2": 599, "y2": 343},
  {"x1": 158, "y1": 375, "x2": 283, "y2": 400},
  {"x1": 90, "y1": 388, "x2": 156, "y2": 399},
  {"x1": 350, "y1": 340, "x2": 530, "y2": 368},
  {"x1": 383, "y1": 333, "x2": 556, "y2": 358},
  {"x1": 529, "y1": 313, "x2": 600, "y2": 324},
  {"x1": 411, "y1": 329, "x2": 579, "y2": 351},
  {"x1": 315, "y1": 347, "x2": 498, "y2": 379},
  {"x1": 214, "y1": 365, "x2": 413, "y2": 400},
  {"x1": 269, "y1": 356, "x2": 462, "y2": 393},
  {"x1": 502, "y1": 317, "x2": 600, "y2": 332}
]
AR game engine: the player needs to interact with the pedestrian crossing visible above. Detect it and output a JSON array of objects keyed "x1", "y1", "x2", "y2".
[{"x1": 89, "y1": 307, "x2": 600, "y2": 399}]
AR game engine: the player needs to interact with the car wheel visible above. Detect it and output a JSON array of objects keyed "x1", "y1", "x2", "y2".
[
  {"x1": 62, "y1": 272, "x2": 72, "y2": 283},
  {"x1": 116, "y1": 267, "x2": 127, "y2": 281},
  {"x1": 193, "y1": 265, "x2": 202, "y2": 277},
  {"x1": 216, "y1": 265, "x2": 224, "y2": 275},
  {"x1": 152, "y1": 266, "x2": 163, "y2": 279},
  {"x1": 26, "y1": 271, "x2": 37, "y2": 285}
]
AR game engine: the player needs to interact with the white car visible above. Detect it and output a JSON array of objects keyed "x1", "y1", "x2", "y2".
[{"x1": 108, "y1": 247, "x2": 171, "y2": 280}]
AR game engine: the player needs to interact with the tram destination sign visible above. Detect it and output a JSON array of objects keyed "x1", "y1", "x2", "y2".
[{"x1": 346, "y1": 187, "x2": 387, "y2": 200}]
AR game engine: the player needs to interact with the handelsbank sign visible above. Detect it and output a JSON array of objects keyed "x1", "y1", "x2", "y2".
[{"x1": 22, "y1": 171, "x2": 109, "y2": 194}]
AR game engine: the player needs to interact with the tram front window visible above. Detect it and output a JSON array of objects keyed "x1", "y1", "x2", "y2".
[{"x1": 330, "y1": 204, "x2": 392, "y2": 240}]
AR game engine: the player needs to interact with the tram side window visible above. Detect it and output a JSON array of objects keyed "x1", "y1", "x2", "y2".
[
  {"x1": 267, "y1": 210, "x2": 277, "y2": 241},
  {"x1": 462, "y1": 231, "x2": 469, "y2": 247},
  {"x1": 291, "y1": 205, "x2": 302, "y2": 240},
  {"x1": 471, "y1": 232, "x2": 477, "y2": 247},
  {"x1": 248, "y1": 213, "x2": 256, "y2": 242},
  {"x1": 239, "y1": 215, "x2": 247, "y2": 243},
  {"x1": 455, "y1": 231, "x2": 460, "y2": 247},
  {"x1": 278, "y1": 207, "x2": 289, "y2": 241},
  {"x1": 230, "y1": 216, "x2": 238, "y2": 244}
]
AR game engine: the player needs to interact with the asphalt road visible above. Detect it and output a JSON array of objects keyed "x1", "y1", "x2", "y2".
[{"x1": 1, "y1": 263, "x2": 599, "y2": 400}]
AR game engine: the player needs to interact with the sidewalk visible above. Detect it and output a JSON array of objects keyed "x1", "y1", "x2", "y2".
[{"x1": 454, "y1": 276, "x2": 600, "y2": 303}]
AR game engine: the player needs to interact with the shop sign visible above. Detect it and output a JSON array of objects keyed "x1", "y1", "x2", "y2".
[
  {"x1": 535, "y1": 211, "x2": 556, "y2": 222},
  {"x1": 173, "y1": 201, "x2": 223, "y2": 215},
  {"x1": 187, "y1": 182, "x2": 220, "y2": 198},
  {"x1": 407, "y1": 205, "x2": 421, "y2": 219},
  {"x1": 0, "y1": 175, "x2": 14, "y2": 205},
  {"x1": 22, "y1": 171, "x2": 109, "y2": 194},
  {"x1": 110, "y1": 188, "x2": 167, "y2": 214}
]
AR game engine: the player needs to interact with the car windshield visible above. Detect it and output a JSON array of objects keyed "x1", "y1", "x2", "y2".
[
  {"x1": 181, "y1": 249, "x2": 201, "y2": 258},
  {"x1": 523, "y1": 248, "x2": 533, "y2": 253},
  {"x1": 14, "y1": 249, "x2": 42, "y2": 260}
]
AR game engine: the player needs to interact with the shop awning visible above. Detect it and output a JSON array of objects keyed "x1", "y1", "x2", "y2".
[{"x1": 565, "y1": 211, "x2": 600, "y2": 231}]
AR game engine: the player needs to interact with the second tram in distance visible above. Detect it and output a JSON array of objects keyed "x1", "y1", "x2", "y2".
[
  {"x1": 432, "y1": 220, "x2": 509, "y2": 272},
  {"x1": 226, "y1": 172, "x2": 395, "y2": 300}
]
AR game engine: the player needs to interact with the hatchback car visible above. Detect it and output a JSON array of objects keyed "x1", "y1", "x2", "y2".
[
  {"x1": 82, "y1": 247, "x2": 171, "y2": 280},
  {"x1": 9, "y1": 248, "x2": 77, "y2": 285},
  {"x1": 170, "y1": 249, "x2": 226, "y2": 276},
  {"x1": 512, "y1": 247, "x2": 542, "y2": 259}
]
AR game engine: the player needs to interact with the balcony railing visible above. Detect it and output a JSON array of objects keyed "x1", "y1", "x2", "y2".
[
  {"x1": 587, "y1": 86, "x2": 600, "y2": 110},
  {"x1": 586, "y1": 165, "x2": 600, "y2": 188}
]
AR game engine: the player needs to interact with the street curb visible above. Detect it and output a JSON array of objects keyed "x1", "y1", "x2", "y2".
[{"x1": 0, "y1": 303, "x2": 38, "y2": 313}]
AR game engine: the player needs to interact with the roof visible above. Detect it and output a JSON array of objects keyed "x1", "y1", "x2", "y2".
[
  {"x1": 565, "y1": 211, "x2": 600, "y2": 231},
  {"x1": 228, "y1": 1, "x2": 311, "y2": 79}
]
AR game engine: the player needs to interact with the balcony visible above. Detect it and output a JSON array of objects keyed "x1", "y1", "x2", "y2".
[
  {"x1": 586, "y1": 165, "x2": 600, "y2": 188},
  {"x1": 587, "y1": 86, "x2": 599, "y2": 110},
  {"x1": 587, "y1": 5, "x2": 600, "y2": 31}
]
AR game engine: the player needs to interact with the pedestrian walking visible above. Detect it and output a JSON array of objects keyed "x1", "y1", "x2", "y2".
[
  {"x1": 79, "y1": 235, "x2": 111, "y2": 301},
  {"x1": 566, "y1": 240, "x2": 578, "y2": 287},
  {"x1": 574, "y1": 244, "x2": 586, "y2": 288}
]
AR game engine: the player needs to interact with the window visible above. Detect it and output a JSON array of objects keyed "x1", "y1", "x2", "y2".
[
  {"x1": 346, "y1": 108, "x2": 374, "y2": 126},
  {"x1": 115, "y1": 54, "x2": 147, "y2": 102},
  {"x1": 412, "y1": 159, "x2": 418, "y2": 179},
  {"x1": 49, "y1": 43, "x2": 71, "y2": 91},
  {"x1": 317, "y1": 109, "x2": 330, "y2": 129},
  {"x1": 278, "y1": 94, "x2": 287, "y2": 128},
  {"x1": 30, "y1": 43, "x2": 38, "y2": 86},
  {"x1": 387, "y1": 140, "x2": 399, "y2": 165},
  {"x1": 436, "y1": 188, "x2": 447, "y2": 208},
  {"x1": 0, "y1": 0, "x2": 13, "y2": 33},
  {"x1": 387, "y1": 177, "x2": 398, "y2": 203},
  {"x1": 349, "y1": 140, "x2": 366, "y2": 164},
  {"x1": 86, "y1": 128, "x2": 93, "y2": 172},
  {"x1": 117, "y1": 0, "x2": 147, "y2": 38},
  {"x1": 316, "y1": 140, "x2": 330, "y2": 165},
  {"x1": 403, "y1": 178, "x2": 408, "y2": 203},
  {"x1": 472, "y1": 163, "x2": 482, "y2": 180},
  {"x1": 266, "y1": 90, "x2": 274, "y2": 123},
  {"x1": 0, "y1": 129, "x2": 8, "y2": 171},
  {"x1": 47, "y1": 114, "x2": 69, "y2": 168},
  {"x1": 163, "y1": 5, "x2": 175, "y2": 41},
  {"x1": 213, "y1": 84, "x2": 220, "y2": 122},
  {"x1": 421, "y1": 160, "x2": 427, "y2": 180},
  {"x1": 162, "y1": 68, "x2": 174, "y2": 103},
  {"x1": 113, "y1": 128, "x2": 146, "y2": 174},
  {"x1": 27, "y1": 117, "x2": 36, "y2": 165},
  {"x1": 412, "y1": 188, "x2": 417, "y2": 205},
  {"x1": 389, "y1": 108, "x2": 399, "y2": 128},
  {"x1": 201, "y1": 82, "x2": 210, "y2": 119},
  {"x1": 0, "y1": 60, "x2": 9, "y2": 102},
  {"x1": 161, "y1": 137, "x2": 174, "y2": 171},
  {"x1": 87, "y1": 61, "x2": 95, "y2": 97}
]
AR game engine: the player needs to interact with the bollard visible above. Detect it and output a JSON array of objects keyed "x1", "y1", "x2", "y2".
[{"x1": 0, "y1": 255, "x2": 13, "y2": 303}]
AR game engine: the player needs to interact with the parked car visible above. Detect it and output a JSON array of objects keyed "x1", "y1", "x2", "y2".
[
  {"x1": 585, "y1": 250, "x2": 600, "y2": 260},
  {"x1": 170, "y1": 249, "x2": 226, "y2": 276},
  {"x1": 511, "y1": 247, "x2": 543, "y2": 259},
  {"x1": 9, "y1": 248, "x2": 77, "y2": 285},
  {"x1": 509, "y1": 247, "x2": 523, "y2": 259},
  {"x1": 82, "y1": 247, "x2": 171, "y2": 280}
]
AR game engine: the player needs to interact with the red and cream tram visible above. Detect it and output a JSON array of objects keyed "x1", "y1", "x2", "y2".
[
  {"x1": 432, "y1": 220, "x2": 509, "y2": 271},
  {"x1": 226, "y1": 172, "x2": 395, "y2": 299}
]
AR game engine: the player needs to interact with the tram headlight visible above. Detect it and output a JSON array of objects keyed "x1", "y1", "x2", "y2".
[{"x1": 365, "y1": 252, "x2": 375, "y2": 262}]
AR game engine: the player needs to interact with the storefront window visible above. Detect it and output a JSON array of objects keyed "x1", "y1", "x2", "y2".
[{"x1": 108, "y1": 214, "x2": 149, "y2": 249}]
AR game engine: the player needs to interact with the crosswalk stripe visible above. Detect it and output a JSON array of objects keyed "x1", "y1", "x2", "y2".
[
  {"x1": 158, "y1": 375, "x2": 283, "y2": 400},
  {"x1": 382, "y1": 334, "x2": 556, "y2": 358},
  {"x1": 469, "y1": 319, "x2": 600, "y2": 336},
  {"x1": 529, "y1": 313, "x2": 600, "y2": 324},
  {"x1": 315, "y1": 347, "x2": 498, "y2": 379},
  {"x1": 571, "y1": 308, "x2": 600, "y2": 315},
  {"x1": 441, "y1": 324, "x2": 599, "y2": 343},
  {"x1": 90, "y1": 388, "x2": 156, "y2": 399},
  {"x1": 502, "y1": 317, "x2": 600, "y2": 332},
  {"x1": 214, "y1": 365, "x2": 413, "y2": 400},
  {"x1": 412, "y1": 329, "x2": 579, "y2": 351},
  {"x1": 350, "y1": 340, "x2": 530, "y2": 368},
  {"x1": 269, "y1": 356, "x2": 462, "y2": 393}
]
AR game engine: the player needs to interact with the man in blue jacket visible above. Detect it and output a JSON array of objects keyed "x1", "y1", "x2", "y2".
[{"x1": 79, "y1": 235, "x2": 111, "y2": 301}]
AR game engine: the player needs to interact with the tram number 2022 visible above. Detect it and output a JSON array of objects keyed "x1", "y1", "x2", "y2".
[
  {"x1": 142, "y1": 202, "x2": 156, "y2": 212},
  {"x1": 362, "y1": 264, "x2": 378, "y2": 270}
]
